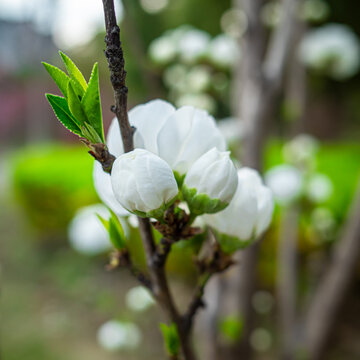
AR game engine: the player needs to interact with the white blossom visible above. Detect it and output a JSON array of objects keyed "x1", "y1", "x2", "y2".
[
  {"x1": 265, "y1": 165, "x2": 303, "y2": 205},
  {"x1": 125, "y1": 286, "x2": 155, "y2": 312},
  {"x1": 184, "y1": 148, "x2": 238, "y2": 207},
  {"x1": 111, "y1": 149, "x2": 178, "y2": 215},
  {"x1": 205, "y1": 168, "x2": 274, "y2": 242},
  {"x1": 299, "y1": 24, "x2": 360, "y2": 80},
  {"x1": 97, "y1": 320, "x2": 141, "y2": 351},
  {"x1": 157, "y1": 105, "x2": 226, "y2": 174}
]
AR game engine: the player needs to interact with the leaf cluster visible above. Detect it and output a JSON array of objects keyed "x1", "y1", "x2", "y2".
[{"x1": 43, "y1": 52, "x2": 104, "y2": 143}]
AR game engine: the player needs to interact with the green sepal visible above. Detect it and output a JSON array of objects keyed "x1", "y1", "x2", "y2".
[
  {"x1": 97, "y1": 210, "x2": 126, "y2": 250},
  {"x1": 182, "y1": 186, "x2": 228, "y2": 216},
  {"x1": 67, "y1": 81, "x2": 87, "y2": 125},
  {"x1": 214, "y1": 231, "x2": 253, "y2": 254},
  {"x1": 45, "y1": 94, "x2": 82, "y2": 136},
  {"x1": 59, "y1": 51, "x2": 87, "y2": 91},
  {"x1": 174, "y1": 171, "x2": 186, "y2": 188},
  {"x1": 131, "y1": 195, "x2": 178, "y2": 220},
  {"x1": 81, "y1": 63, "x2": 104, "y2": 142},
  {"x1": 159, "y1": 323, "x2": 180, "y2": 357},
  {"x1": 42, "y1": 62, "x2": 69, "y2": 98}
]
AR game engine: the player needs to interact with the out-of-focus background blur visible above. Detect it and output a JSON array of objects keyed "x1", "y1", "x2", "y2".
[{"x1": 1, "y1": 0, "x2": 360, "y2": 359}]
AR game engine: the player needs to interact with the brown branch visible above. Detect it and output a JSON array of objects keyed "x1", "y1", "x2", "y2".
[
  {"x1": 102, "y1": 0, "x2": 133, "y2": 153},
  {"x1": 303, "y1": 181, "x2": 360, "y2": 360}
]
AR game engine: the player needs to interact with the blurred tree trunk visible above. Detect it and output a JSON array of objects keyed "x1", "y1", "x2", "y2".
[
  {"x1": 302, "y1": 181, "x2": 360, "y2": 360},
  {"x1": 277, "y1": 205, "x2": 299, "y2": 360},
  {"x1": 210, "y1": 0, "x2": 303, "y2": 358}
]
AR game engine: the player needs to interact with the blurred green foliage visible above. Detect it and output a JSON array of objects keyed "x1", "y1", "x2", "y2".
[{"x1": 12, "y1": 144, "x2": 98, "y2": 239}]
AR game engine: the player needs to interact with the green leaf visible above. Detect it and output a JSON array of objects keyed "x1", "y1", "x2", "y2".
[
  {"x1": 96, "y1": 214, "x2": 109, "y2": 230},
  {"x1": 97, "y1": 210, "x2": 126, "y2": 250},
  {"x1": 81, "y1": 63, "x2": 104, "y2": 142},
  {"x1": 108, "y1": 211, "x2": 126, "y2": 249},
  {"x1": 67, "y1": 81, "x2": 87, "y2": 126},
  {"x1": 159, "y1": 323, "x2": 180, "y2": 357},
  {"x1": 59, "y1": 51, "x2": 87, "y2": 91},
  {"x1": 42, "y1": 62, "x2": 69, "y2": 98},
  {"x1": 81, "y1": 122, "x2": 103, "y2": 144},
  {"x1": 45, "y1": 94, "x2": 82, "y2": 136}
]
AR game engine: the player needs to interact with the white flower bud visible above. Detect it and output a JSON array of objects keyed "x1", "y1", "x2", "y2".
[
  {"x1": 204, "y1": 168, "x2": 274, "y2": 252},
  {"x1": 111, "y1": 149, "x2": 178, "y2": 216},
  {"x1": 157, "y1": 106, "x2": 226, "y2": 175},
  {"x1": 183, "y1": 148, "x2": 238, "y2": 214}
]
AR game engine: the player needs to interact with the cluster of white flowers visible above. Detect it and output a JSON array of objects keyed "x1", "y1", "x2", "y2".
[
  {"x1": 148, "y1": 26, "x2": 240, "y2": 114},
  {"x1": 149, "y1": 25, "x2": 240, "y2": 67},
  {"x1": 93, "y1": 99, "x2": 274, "y2": 251},
  {"x1": 299, "y1": 24, "x2": 360, "y2": 80},
  {"x1": 265, "y1": 134, "x2": 333, "y2": 207}
]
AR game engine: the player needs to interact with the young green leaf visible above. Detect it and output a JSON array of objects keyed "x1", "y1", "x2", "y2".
[
  {"x1": 67, "y1": 81, "x2": 88, "y2": 126},
  {"x1": 42, "y1": 62, "x2": 69, "y2": 98},
  {"x1": 96, "y1": 214, "x2": 109, "y2": 230},
  {"x1": 81, "y1": 122, "x2": 103, "y2": 144},
  {"x1": 97, "y1": 210, "x2": 126, "y2": 250},
  {"x1": 159, "y1": 323, "x2": 180, "y2": 357},
  {"x1": 108, "y1": 215, "x2": 126, "y2": 250},
  {"x1": 81, "y1": 63, "x2": 105, "y2": 142},
  {"x1": 45, "y1": 94, "x2": 82, "y2": 136},
  {"x1": 59, "y1": 51, "x2": 87, "y2": 91}
]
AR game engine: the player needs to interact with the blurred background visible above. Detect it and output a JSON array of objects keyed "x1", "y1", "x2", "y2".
[{"x1": 1, "y1": 0, "x2": 360, "y2": 359}]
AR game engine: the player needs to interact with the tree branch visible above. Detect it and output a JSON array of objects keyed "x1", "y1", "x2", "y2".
[{"x1": 102, "y1": 0, "x2": 133, "y2": 153}]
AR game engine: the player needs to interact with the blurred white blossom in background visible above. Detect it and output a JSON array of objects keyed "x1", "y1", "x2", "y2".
[
  {"x1": 265, "y1": 165, "x2": 303, "y2": 205},
  {"x1": 148, "y1": 26, "x2": 240, "y2": 114},
  {"x1": 97, "y1": 320, "x2": 142, "y2": 351},
  {"x1": 68, "y1": 204, "x2": 112, "y2": 255},
  {"x1": 140, "y1": 0, "x2": 169, "y2": 14},
  {"x1": 207, "y1": 34, "x2": 240, "y2": 68},
  {"x1": 217, "y1": 117, "x2": 244, "y2": 146},
  {"x1": 299, "y1": 24, "x2": 360, "y2": 80},
  {"x1": 125, "y1": 286, "x2": 155, "y2": 312},
  {"x1": 306, "y1": 173, "x2": 333, "y2": 203},
  {"x1": 283, "y1": 134, "x2": 319, "y2": 166}
]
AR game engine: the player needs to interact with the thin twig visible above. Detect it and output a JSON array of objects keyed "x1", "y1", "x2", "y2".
[{"x1": 108, "y1": 250, "x2": 152, "y2": 290}]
